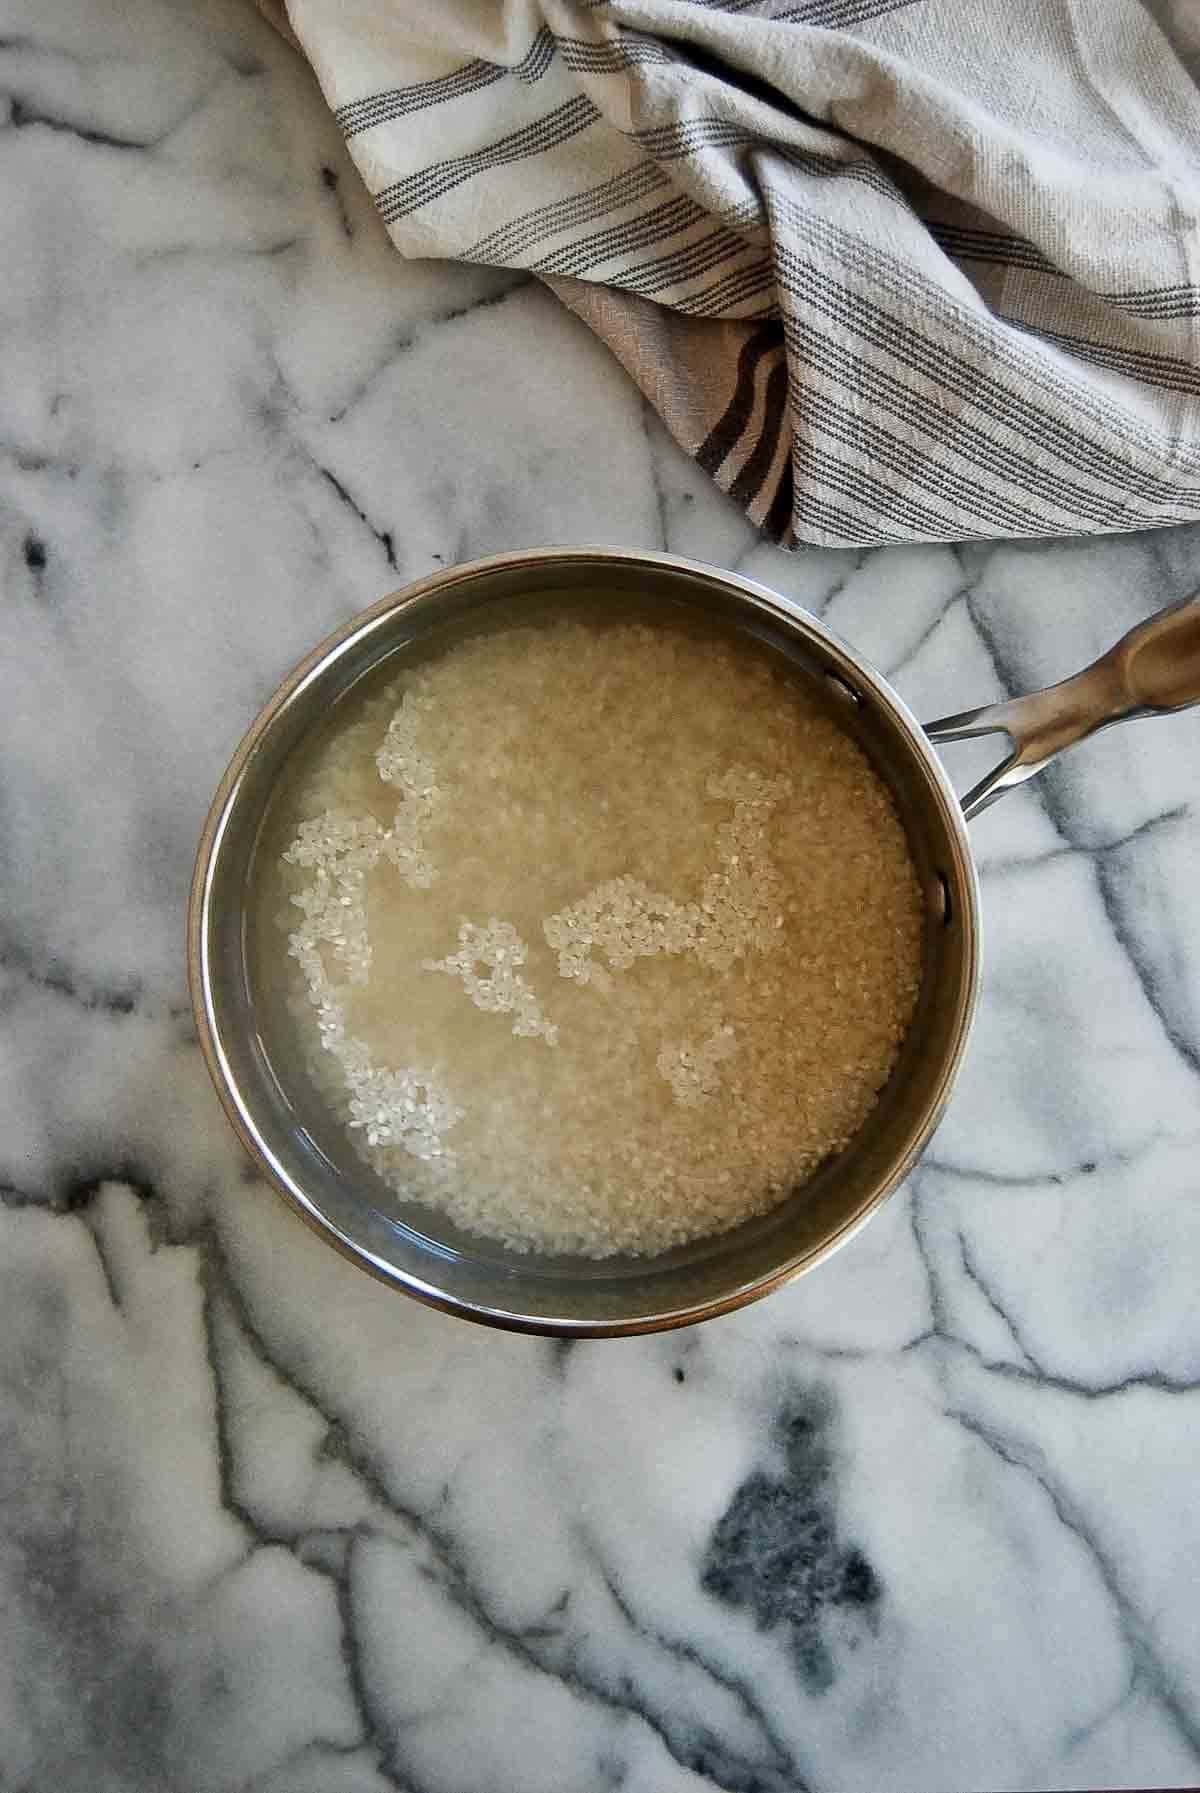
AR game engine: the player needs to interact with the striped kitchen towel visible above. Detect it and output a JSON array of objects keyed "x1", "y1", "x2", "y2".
[{"x1": 267, "y1": 0, "x2": 1200, "y2": 549}]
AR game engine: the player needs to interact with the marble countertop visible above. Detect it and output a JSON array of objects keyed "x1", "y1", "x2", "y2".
[{"x1": 3, "y1": 4, "x2": 1200, "y2": 1790}]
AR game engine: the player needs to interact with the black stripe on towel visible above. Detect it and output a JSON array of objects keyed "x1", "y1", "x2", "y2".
[
  {"x1": 337, "y1": 27, "x2": 555, "y2": 140},
  {"x1": 696, "y1": 325, "x2": 779, "y2": 476},
  {"x1": 376, "y1": 95, "x2": 600, "y2": 224}
]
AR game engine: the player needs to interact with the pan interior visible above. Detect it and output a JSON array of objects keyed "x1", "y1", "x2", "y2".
[{"x1": 201, "y1": 554, "x2": 977, "y2": 1331}]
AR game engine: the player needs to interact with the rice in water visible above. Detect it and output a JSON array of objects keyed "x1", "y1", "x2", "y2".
[{"x1": 264, "y1": 616, "x2": 923, "y2": 1257}]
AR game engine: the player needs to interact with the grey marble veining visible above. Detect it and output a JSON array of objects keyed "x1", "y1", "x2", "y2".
[{"x1": 2, "y1": 3, "x2": 1200, "y2": 1790}]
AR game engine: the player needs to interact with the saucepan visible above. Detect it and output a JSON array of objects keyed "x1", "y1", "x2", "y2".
[{"x1": 188, "y1": 548, "x2": 1200, "y2": 1334}]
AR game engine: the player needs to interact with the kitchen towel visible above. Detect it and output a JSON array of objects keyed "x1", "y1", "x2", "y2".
[{"x1": 265, "y1": 0, "x2": 1200, "y2": 549}]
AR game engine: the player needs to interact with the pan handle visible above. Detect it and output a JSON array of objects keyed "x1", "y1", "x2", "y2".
[{"x1": 924, "y1": 592, "x2": 1200, "y2": 821}]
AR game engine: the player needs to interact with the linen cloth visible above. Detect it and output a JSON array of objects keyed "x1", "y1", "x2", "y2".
[{"x1": 265, "y1": 0, "x2": 1200, "y2": 549}]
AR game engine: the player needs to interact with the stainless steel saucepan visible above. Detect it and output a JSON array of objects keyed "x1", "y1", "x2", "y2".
[{"x1": 188, "y1": 548, "x2": 1200, "y2": 1335}]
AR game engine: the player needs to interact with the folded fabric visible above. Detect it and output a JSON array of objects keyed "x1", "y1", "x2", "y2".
[{"x1": 269, "y1": 0, "x2": 1200, "y2": 549}]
